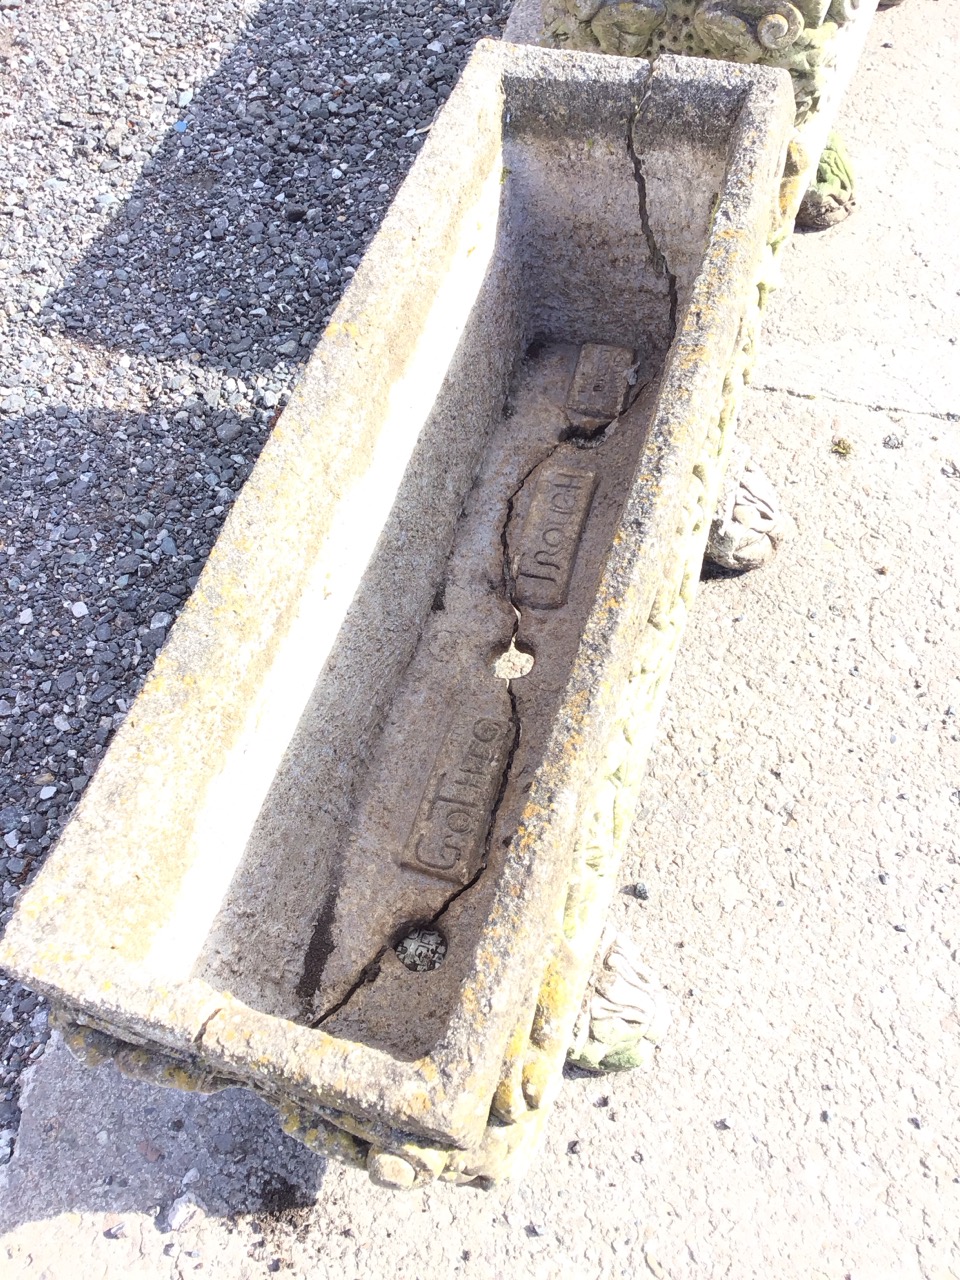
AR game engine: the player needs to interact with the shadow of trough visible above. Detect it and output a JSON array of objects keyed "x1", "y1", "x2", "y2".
[
  {"x1": 0, "y1": 0, "x2": 509, "y2": 1219},
  {"x1": 1, "y1": 0, "x2": 512, "y2": 878},
  {"x1": 48, "y1": 0, "x2": 510, "y2": 376},
  {"x1": 0, "y1": 1035, "x2": 326, "y2": 1236}
]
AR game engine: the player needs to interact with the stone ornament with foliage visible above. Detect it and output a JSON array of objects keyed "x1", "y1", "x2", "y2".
[{"x1": 543, "y1": 0, "x2": 868, "y2": 125}]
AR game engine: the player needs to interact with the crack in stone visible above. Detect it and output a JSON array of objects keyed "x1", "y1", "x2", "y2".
[
  {"x1": 193, "y1": 1006, "x2": 223, "y2": 1047},
  {"x1": 302, "y1": 332, "x2": 644, "y2": 1033},
  {"x1": 753, "y1": 383, "x2": 960, "y2": 422},
  {"x1": 308, "y1": 447, "x2": 542, "y2": 1029},
  {"x1": 295, "y1": 583, "x2": 446, "y2": 1012},
  {"x1": 309, "y1": 946, "x2": 390, "y2": 1027},
  {"x1": 500, "y1": 449, "x2": 553, "y2": 605},
  {"x1": 307, "y1": 353, "x2": 636, "y2": 1031},
  {"x1": 309, "y1": 690, "x2": 521, "y2": 1030},
  {"x1": 487, "y1": 664, "x2": 522, "y2": 867},
  {"x1": 309, "y1": 725, "x2": 518, "y2": 1030},
  {"x1": 558, "y1": 415, "x2": 618, "y2": 449},
  {"x1": 628, "y1": 95, "x2": 678, "y2": 344}
]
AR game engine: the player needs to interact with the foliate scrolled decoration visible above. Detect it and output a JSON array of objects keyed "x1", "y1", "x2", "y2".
[
  {"x1": 795, "y1": 128, "x2": 855, "y2": 228},
  {"x1": 758, "y1": 4, "x2": 804, "y2": 48},
  {"x1": 542, "y1": 0, "x2": 601, "y2": 48},
  {"x1": 543, "y1": 0, "x2": 665, "y2": 54},
  {"x1": 693, "y1": 0, "x2": 804, "y2": 58},
  {"x1": 541, "y1": 0, "x2": 859, "y2": 127},
  {"x1": 692, "y1": 4, "x2": 753, "y2": 57},
  {"x1": 791, "y1": 0, "x2": 830, "y2": 22},
  {"x1": 54, "y1": 1008, "x2": 235, "y2": 1093},
  {"x1": 590, "y1": 0, "x2": 667, "y2": 56},
  {"x1": 705, "y1": 440, "x2": 791, "y2": 571},
  {"x1": 567, "y1": 0, "x2": 605, "y2": 17},
  {"x1": 827, "y1": 0, "x2": 860, "y2": 22}
]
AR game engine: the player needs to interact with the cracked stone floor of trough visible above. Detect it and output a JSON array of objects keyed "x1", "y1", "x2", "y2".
[{"x1": 1, "y1": 1, "x2": 959, "y2": 1277}]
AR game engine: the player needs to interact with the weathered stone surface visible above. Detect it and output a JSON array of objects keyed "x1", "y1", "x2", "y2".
[
  {"x1": 1, "y1": 9, "x2": 956, "y2": 1261},
  {"x1": 506, "y1": 0, "x2": 880, "y2": 239},
  {"x1": 0, "y1": 44, "x2": 793, "y2": 1182}
]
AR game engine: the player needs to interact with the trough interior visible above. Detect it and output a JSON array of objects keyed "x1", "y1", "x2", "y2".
[{"x1": 132, "y1": 60, "x2": 729, "y2": 1060}]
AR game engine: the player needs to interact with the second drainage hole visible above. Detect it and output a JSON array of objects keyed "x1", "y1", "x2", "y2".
[
  {"x1": 492, "y1": 637, "x2": 534, "y2": 680},
  {"x1": 395, "y1": 926, "x2": 447, "y2": 972}
]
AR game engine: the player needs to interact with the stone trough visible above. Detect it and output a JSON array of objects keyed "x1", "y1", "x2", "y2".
[{"x1": 0, "y1": 43, "x2": 793, "y2": 1186}]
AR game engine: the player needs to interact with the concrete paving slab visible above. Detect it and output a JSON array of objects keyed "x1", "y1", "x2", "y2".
[
  {"x1": 751, "y1": 1, "x2": 960, "y2": 418},
  {"x1": 1, "y1": 0, "x2": 958, "y2": 1276}
]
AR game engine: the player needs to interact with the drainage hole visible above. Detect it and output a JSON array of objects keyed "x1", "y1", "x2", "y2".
[
  {"x1": 492, "y1": 637, "x2": 535, "y2": 680},
  {"x1": 395, "y1": 926, "x2": 447, "y2": 972}
]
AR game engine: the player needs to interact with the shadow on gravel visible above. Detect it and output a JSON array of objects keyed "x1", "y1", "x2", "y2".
[
  {"x1": 2, "y1": 0, "x2": 511, "y2": 895},
  {"x1": 43, "y1": 0, "x2": 501, "y2": 379},
  {"x1": 0, "y1": 398, "x2": 253, "y2": 893},
  {"x1": 0, "y1": 1036, "x2": 327, "y2": 1237},
  {"x1": 0, "y1": 0, "x2": 508, "y2": 1195}
]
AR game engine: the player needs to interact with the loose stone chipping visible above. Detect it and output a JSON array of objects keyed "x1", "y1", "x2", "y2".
[
  {"x1": 705, "y1": 439, "x2": 791, "y2": 569},
  {"x1": 568, "y1": 933, "x2": 671, "y2": 1072},
  {"x1": 0, "y1": 44, "x2": 794, "y2": 1185}
]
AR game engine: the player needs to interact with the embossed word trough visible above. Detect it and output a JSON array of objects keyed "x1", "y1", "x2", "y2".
[{"x1": 0, "y1": 44, "x2": 793, "y2": 1186}]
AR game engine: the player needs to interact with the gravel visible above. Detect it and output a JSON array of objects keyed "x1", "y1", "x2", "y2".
[{"x1": 0, "y1": 0, "x2": 510, "y2": 1162}]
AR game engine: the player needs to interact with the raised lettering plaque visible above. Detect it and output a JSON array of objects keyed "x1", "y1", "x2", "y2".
[
  {"x1": 566, "y1": 342, "x2": 635, "y2": 434},
  {"x1": 513, "y1": 465, "x2": 596, "y2": 610},
  {"x1": 400, "y1": 713, "x2": 515, "y2": 885}
]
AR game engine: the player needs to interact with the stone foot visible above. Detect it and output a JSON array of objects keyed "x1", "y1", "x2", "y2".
[
  {"x1": 568, "y1": 935, "x2": 670, "y2": 1073},
  {"x1": 796, "y1": 130, "x2": 855, "y2": 231},
  {"x1": 704, "y1": 441, "x2": 789, "y2": 572}
]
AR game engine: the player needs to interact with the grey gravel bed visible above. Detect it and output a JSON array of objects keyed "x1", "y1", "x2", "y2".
[{"x1": 0, "y1": 0, "x2": 510, "y2": 1164}]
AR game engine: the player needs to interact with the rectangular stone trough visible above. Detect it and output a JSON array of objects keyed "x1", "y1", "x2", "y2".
[{"x1": 0, "y1": 43, "x2": 793, "y2": 1185}]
